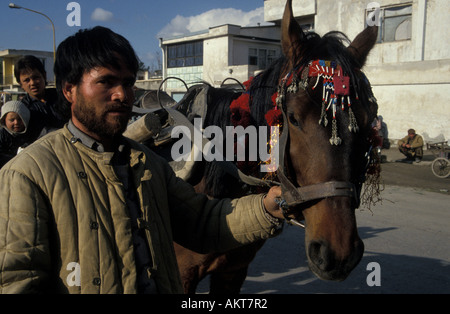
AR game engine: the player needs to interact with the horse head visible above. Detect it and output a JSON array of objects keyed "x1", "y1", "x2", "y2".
[{"x1": 278, "y1": 0, "x2": 379, "y2": 281}]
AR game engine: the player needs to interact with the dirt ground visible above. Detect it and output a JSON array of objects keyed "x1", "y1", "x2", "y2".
[{"x1": 379, "y1": 147, "x2": 450, "y2": 195}]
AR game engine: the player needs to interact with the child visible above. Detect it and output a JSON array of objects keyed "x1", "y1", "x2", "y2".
[{"x1": 0, "y1": 100, "x2": 31, "y2": 167}]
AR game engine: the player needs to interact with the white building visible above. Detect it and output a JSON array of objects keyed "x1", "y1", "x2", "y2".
[
  {"x1": 159, "y1": 24, "x2": 281, "y2": 101},
  {"x1": 159, "y1": 0, "x2": 448, "y2": 141},
  {"x1": 265, "y1": 0, "x2": 449, "y2": 142}
]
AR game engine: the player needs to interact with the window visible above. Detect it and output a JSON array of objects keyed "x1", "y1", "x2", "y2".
[
  {"x1": 167, "y1": 41, "x2": 203, "y2": 68},
  {"x1": 248, "y1": 48, "x2": 278, "y2": 70},
  {"x1": 367, "y1": 4, "x2": 412, "y2": 43}
]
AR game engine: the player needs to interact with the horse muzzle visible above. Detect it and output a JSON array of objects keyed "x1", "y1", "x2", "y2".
[{"x1": 307, "y1": 237, "x2": 364, "y2": 281}]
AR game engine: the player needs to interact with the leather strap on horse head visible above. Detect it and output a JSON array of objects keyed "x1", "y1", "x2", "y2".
[{"x1": 275, "y1": 92, "x2": 360, "y2": 216}]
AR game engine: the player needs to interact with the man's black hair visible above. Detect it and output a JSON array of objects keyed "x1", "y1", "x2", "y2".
[
  {"x1": 54, "y1": 26, "x2": 140, "y2": 120},
  {"x1": 14, "y1": 55, "x2": 47, "y2": 85}
]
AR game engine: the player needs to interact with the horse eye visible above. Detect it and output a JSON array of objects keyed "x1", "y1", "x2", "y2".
[{"x1": 288, "y1": 113, "x2": 300, "y2": 127}]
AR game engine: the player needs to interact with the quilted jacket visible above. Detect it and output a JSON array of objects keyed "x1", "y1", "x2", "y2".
[{"x1": 0, "y1": 126, "x2": 279, "y2": 293}]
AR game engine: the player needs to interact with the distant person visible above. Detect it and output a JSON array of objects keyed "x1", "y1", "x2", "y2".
[
  {"x1": 14, "y1": 55, "x2": 66, "y2": 142},
  {"x1": 372, "y1": 115, "x2": 389, "y2": 149},
  {"x1": 397, "y1": 128, "x2": 424, "y2": 163},
  {"x1": 0, "y1": 100, "x2": 31, "y2": 167}
]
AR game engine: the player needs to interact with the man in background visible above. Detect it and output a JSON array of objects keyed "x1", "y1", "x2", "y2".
[{"x1": 398, "y1": 128, "x2": 424, "y2": 163}]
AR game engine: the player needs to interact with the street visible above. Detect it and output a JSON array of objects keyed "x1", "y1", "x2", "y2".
[
  {"x1": 198, "y1": 148, "x2": 450, "y2": 294},
  {"x1": 239, "y1": 186, "x2": 449, "y2": 294}
]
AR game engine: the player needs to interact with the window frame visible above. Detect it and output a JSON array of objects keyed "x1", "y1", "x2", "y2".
[
  {"x1": 248, "y1": 47, "x2": 278, "y2": 70},
  {"x1": 366, "y1": 3, "x2": 413, "y2": 43},
  {"x1": 167, "y1": 41, "x2": 203, "y2": 68}
]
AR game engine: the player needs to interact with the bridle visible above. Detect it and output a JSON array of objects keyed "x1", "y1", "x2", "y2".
[
  {"x1": 272, "y1": 60, "x2": 374, "y2": 227},
  {"x1": 157, "y1": 61, "x2": 375, "y2": 229}
]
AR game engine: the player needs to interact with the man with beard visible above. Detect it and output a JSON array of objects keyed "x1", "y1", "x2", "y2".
[{"x1": 0, "y1": 26, "x2": 284, "y2": 294}]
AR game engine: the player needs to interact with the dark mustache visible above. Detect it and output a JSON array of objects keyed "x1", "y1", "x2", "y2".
[{"x1": 105, "y1": 103, "x2": 131, "y2": 112}]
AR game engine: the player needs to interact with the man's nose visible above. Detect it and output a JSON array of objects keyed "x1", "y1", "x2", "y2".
[{"x1": 112, "y1": 85, "x2": 130, "y2": 103}]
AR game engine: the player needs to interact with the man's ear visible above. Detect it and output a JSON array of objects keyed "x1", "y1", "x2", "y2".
[{"x1": 62, "y1": 82, "x2": 76, "y2": 104}]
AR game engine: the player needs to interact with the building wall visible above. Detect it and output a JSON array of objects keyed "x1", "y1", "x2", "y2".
[
  {"x1": 161, "y1": 24, "x2": 281, "y2": 97},
  {"x1": 365, "y1": 0, "x2": 449, "y2": 141},
  {"x1": 4, "y1": 58, "x2": 15, "y2": 85},
  {"x1": 264, "y1": 0, "x2": 450, "y2": 142},
  {"x1": 203, "y1": 36, "x2": 230, "y2": 85}
]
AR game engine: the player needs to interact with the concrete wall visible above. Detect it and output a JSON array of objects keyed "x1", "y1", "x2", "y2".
[
  {"x1": 264, "y1": 0, "x2": 450, "y2": 142},
  {"x1": 364, "y1": 0, "x2": 450, "y2": 141}
]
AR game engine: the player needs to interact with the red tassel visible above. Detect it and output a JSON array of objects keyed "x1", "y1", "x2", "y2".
[
  {"x1": 265, "y1": 108, "x2": 282, "y2": 126},
  {"x1": 230, "y1": 93, "x2": 251, "y2": 127},
  {"x1": 243, "y1": 77, "x2": 254, "y2": 91},
  {"x1": 265, "y1": 92, "x2": 282, "y2": 126}
]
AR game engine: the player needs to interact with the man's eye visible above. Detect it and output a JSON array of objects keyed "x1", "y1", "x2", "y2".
[{"x1": 98, "y1": 80, "x2": 111, "y2": 85}]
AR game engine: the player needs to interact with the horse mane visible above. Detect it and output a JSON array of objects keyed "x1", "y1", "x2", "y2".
[{"x1": 200, "y1": 30, "x2": 377, "y2": 197}]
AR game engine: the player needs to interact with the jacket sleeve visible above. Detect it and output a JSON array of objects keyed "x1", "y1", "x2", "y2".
[
  {"x1": 159, "y1": 157, "x2": 281, "y2": 254},
  {"x1": 0, "y1": 168, "x2": 52, "y2": 293},
  {"x1": 411, "y1": 136, "x2": 424, "y2": 149},
  {"x1": 397, "y1": 136, "x2": 408, "y2": 146}
]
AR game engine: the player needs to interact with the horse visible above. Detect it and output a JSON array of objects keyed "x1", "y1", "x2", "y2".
[{"x1": 150, "y1": 0, "x2": 380, "y2": 294}]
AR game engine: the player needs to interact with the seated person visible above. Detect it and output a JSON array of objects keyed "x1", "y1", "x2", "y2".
[
  {"x1": 398, "y1": 128, "x2": 424, "y2": 163},
  {"x1": 0, "y1": 100, "x2": 31, "y2": 168}
]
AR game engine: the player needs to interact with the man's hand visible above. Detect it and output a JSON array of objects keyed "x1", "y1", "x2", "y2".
[{"x1": 263, "y1": 186, "x2": 285, "y2": 220}]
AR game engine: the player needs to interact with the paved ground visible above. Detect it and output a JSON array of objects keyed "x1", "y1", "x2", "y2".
[
  {"x1": 379, "y1": 147, "x2": 450, "y2": 195},
  {"x1": 197, "y1": 147, "x2": 450, "y2": 294}
]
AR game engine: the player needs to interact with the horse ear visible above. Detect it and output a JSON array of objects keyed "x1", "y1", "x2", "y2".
[
  {"x1": 281, "y1": 0, "x2": 305, "y2": 63},
  {"x1": 347, "y1": 26, "x2": 378, "y2": 68}
]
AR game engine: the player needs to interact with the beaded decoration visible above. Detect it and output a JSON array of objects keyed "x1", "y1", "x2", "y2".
[
  {"x1": 276, "y1": 59, "x2": 360, "y2": 145},
  {"x1": 230, "y1": 59, "x2": 360, "y2": 146}
]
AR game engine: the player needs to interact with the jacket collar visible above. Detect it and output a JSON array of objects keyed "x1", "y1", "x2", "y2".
[{"x1": 63, "y1": 123, "x2": 147, "y2": 169}]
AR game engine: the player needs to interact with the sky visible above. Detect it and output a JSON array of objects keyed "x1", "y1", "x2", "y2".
[{"x1": 0, "y1": 0, "x2": 271, "y2": 69}]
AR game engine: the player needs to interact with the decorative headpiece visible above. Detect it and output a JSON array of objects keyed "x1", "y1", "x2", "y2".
[
  {"x1": 275, "y1": 59, "x2": 360, "y2": 145},
  {"x1": 230, "y1": 59, "x2": 361, "y2": 146}
]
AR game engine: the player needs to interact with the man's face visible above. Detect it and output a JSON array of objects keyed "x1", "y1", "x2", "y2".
[
  {"x1": 408, "y1": 133, "x2": 415, "y2": 140},
  {"x1": 19, "y1": 69, "x2": 46, "y2": 100},
  {"x1": 69, "y1": 58, "x2": 136, "y2": 142}
]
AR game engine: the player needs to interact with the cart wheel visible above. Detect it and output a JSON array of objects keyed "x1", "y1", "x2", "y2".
[{"x1": 431, "y1": 157, "x2": 450, "y2": 178}]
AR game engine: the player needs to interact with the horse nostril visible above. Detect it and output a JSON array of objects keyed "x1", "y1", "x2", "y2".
[{"x1": 308, "y1": 241, "x2": 335, "y2": 272}]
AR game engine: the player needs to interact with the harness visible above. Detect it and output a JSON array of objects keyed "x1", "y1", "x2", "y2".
[
  {"x1": 151, "y1": 60, "x2": 374, "y2": 228},
  {"x1": 269, "y1": 60, "x2": 368, "y2": 227}
]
